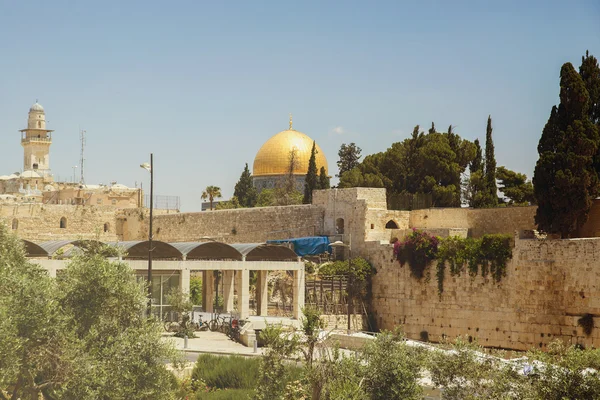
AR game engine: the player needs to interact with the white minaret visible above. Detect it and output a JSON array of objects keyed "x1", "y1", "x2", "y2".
[{"x1": 19, "y1": 101, "x2": 54, "y2": 179}]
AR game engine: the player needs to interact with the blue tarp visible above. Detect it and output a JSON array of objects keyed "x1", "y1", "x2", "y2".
[{"x1": 267, "y1": 236, "x2": 330, "y2": 257}]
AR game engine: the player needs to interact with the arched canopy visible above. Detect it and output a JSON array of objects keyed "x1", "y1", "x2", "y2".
[
  {"x1": 22, "y1": 240, "x2": 48, "y2": 257},
  {"x1": 38, "y1": 240, "x2": 104, "y2": 257},
  {"x1": 230, "y1": 243, "x2": 298, "y2": 261},
  {"x1": 21, "y1": 239, "x2": 299, "y2": 261},
  {"x1": 170, "y1": 242, "x2": 242, "y2": 260},
  {"x1": 107, "y1": 241, "x2": 183, "y2": 259}
]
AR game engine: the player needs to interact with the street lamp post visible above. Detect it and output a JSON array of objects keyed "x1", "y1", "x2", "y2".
[
  {"x1": 330, "y1": 240, "x2": 352, "y2": 334},
  {"x1": 140, "y1": 154, "x2": 154, "y2": 317}
]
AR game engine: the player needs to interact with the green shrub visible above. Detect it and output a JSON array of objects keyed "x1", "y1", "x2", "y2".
[
  {"x1": 318, "y1": 257, "x2": 375, "y2": 282},
  {"x1": 191, "y1": 355, "x2": 260, "y2": 390},
  {"x1": 190, "y1": 276, "x2": 202, "y2": 305}
]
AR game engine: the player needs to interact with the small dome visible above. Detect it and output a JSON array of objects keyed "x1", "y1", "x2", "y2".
[
  {"x1": 44, "y1": 185, "x2": 56, "y2": 191},
  {"x1": 253, "y1": 129, "x2": 328, "y2": 177},
  {"x1": 29, "y1": 102, "x2": 44, "y2": 112},
  {"x1": 21, "y1": 170, "x2": 41, "y2": 179},
  {"x1": 111, "y1": 183, "x2": 130, "y2": 190}
]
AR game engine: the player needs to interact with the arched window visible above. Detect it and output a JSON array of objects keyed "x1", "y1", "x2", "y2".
[
  {"x1": 385, "y1": 220, "x2": 399, "y2": 229},
  {"x1": 60, "y1": 217, "x2": 67, "y2": 229},
  {"x1": 336, "y1": 218, "x2": 345, "y2": 234},
  {"x1": 104, "y1": 222, "x2": 110, "y2": 233},
  {"x1": 11, "y1": 219, "x2": 18, "y2": 230}
]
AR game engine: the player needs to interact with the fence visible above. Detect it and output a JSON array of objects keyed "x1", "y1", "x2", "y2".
[
  {"x1": 144, "y1": 195, "x2": 180, "y2": 211},
  {"x1": 305, "y1": 275, "x2": 349, "y2": 315}
]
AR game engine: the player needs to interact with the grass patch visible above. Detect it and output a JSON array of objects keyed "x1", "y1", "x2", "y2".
[
  {"x1": 195, "y1": 388, "x2": 254, "y2": 400},
  {"x1": 192, "y1": 354, "x2": 260, "y2": 390}
]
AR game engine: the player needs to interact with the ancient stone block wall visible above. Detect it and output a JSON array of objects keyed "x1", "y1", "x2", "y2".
[
  {"x1": 0, "y1": 204, "x2": 120, "y2": 242},
  {"x1": 365, "y1": 236, "x2": 600, "y2": 351},
  {"x1": 409, "y1": 206, "x2": 537, "y2": 238},
  {"x1": 119, "y1": 205, "x2": 325, "y2": 243}
]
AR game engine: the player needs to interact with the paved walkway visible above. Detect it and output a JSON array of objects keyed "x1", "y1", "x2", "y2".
[{"x1": 162, "y1": 331, "x2": 264, "y2": 356}]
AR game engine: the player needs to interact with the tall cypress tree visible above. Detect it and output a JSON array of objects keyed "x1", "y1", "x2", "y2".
[
  {"x1": 303, "y1": 141, "x2": 318, "y2": 204},
  {"x1": 470, "y1": 139, "x2": 483, "y2": 175},
  {"x1": 318, "y1": 166, "x2": 330, "y2": 189},
  {"x1": 533, "y1": 62, "x2": 600, "y2": 237},
  {"x1": 428, "y1": 122, "x2": 436, "y2": 134},
  {"x1": 468, "y1": 139, "x2": 486, "y2": 208},
  {"x1": 580, "y1": 50, "x2": 600, "y2": 126},
  {"x1": 483, "y1": 115, "x2": 498, "y2": 207},
  {"x1": 233, "y1": 163, "x2": 257, "y2": 207}
]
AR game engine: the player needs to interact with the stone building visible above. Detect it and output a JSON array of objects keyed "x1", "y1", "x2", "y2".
[
  {"x1": 0, "y1": 103, "x2": 142, "y2": 208},
  {"x1": 20, "y1": 102, "x2": 54, "y2": 179},
  {"x1": 0, "y1": 102, "x2": 55, "y2": 200},
  {"x1": 252, "y1": 116, "x2": 328, "y2": 192}
]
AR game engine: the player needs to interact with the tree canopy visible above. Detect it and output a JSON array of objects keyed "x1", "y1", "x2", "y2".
[
  {"x1": 303, "y1": 141, "x2": 318, "y2": 204},
  {"x1": 0, "y1": 225, "x2": 180, "y2": 399},
  {"x1": 318, "y1": 166, "x2": 330, "y2": 190},
  {"x1": 233, "y1": 163, "x2": 257, "y2": 207},
  {"x1": 533, "y1": 56, "x2": 600, "y2": 237},
  {"x1": 339, "y1": 125, "x2": 476, "y2": 207},
  {"x1": 497, "y1": 166, "x2": 535, "y2": 205},
  {"x1": 483, "y1": 115, "x2": 498, "y2": 207},
  {"x1": 336, "y1": 143, "x2": 362, "y2": 178},
  {"x1": 201, "y1": 186, "x2": 222, "y2": 210}
]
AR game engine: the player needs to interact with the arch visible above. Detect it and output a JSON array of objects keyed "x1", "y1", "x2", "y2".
[
  {"x1": 22, "y1": 240, "x2": 48, "y2": 257},
  {"x1": 336, "y1": 218, "x2": 345, "y2": 234},
  {"x1": 59, "y1": 217, "x2": 67, "y2": 229},
  {"x1": 11, "y1": 218, "x2": 18, "y2": 230},
  {"x1": 37, "y1": 240, "x2": 105, "y2": 257},
  {"x1": 231, "y1": 243, "x2": 298, "y2": 262},
  {"x1": 107, "y1": 241, "x2": 183, "y2": 260},
  {"x1": 171, "y1": 242, "x2": 243, "y2": 261},
  {"x1": 104, "y1": 222, "x2": 110, "y2": 233},
  {"x1": 385, "y1": 220, "x2": 399, "y2": 229}
]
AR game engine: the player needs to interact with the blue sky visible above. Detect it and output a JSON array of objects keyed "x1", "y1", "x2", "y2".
[{"x1": 0, "y1": 1, "x2": 598, "y2": 211}]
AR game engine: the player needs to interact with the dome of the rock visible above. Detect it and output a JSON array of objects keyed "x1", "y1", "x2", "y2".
[{"x1": 253, "y1": 129, "x2": 328, "y2": 177}]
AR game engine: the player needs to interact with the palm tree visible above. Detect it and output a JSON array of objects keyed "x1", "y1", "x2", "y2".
[{"x1": 201, "y1": 186, "x2": 222, "y2": 210}]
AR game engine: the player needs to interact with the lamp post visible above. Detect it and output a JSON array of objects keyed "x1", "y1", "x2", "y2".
[
  {"x1": 140, "y1": 154, "x2": 153, "y2": 317},
  {"x1": 330, "y1": 240, "x2": 352, "y2": 334}
]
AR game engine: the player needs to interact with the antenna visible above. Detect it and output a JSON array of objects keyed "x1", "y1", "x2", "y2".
[{"x1": 79, "y1": 129, "x2": 86, "y2": 185}]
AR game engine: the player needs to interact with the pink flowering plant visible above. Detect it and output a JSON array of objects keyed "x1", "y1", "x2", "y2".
[{"x1": 396, "y1": 228, "x2": 439, "y2": 279}]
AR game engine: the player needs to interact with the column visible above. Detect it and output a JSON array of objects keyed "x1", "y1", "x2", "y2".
[
  {"x1": 256, "y1": 270, "x2": 269, "y2": 316},
  {"x1": 203, "y1": 271, "x2": 215, "y2": 313},
  {"x1": 293, "y1": 267, "x2": 305, "y2": 319},
  {"x1": 223, "y1": 270, "x2": 235, "y2": 313},
  {"x1": 236, "y1": 269, "x2": 250, "y2": 319},
  {"x1": 180, "y1": 263, "x2": 190, "y2": 295}
]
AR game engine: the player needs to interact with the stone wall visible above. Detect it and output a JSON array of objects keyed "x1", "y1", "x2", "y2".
[
  {"x1": 118, "y1": 205, "x2": 325, "y2": 243},
  {"x1": 409, "y1": 206, "x2": 537, "y2": 238},
  {"x1": 366, "y1": 236, "x2": 600, "y2": 351},
  {"x1": 0, "y1": 204, "x2": 120, "y2": 242}
]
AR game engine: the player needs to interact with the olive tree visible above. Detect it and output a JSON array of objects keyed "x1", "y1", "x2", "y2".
[{"x1": 0, "y1": 223, "x2": 181, "y2": 399}]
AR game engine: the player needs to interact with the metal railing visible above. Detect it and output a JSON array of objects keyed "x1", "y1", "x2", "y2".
[{"x1": 144, "y1": 195, "x2": 180, "y2": 210}]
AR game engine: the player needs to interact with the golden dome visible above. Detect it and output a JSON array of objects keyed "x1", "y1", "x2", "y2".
[{"x1": 253, "y1": 128, "x2": 328, "y2": 177}]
